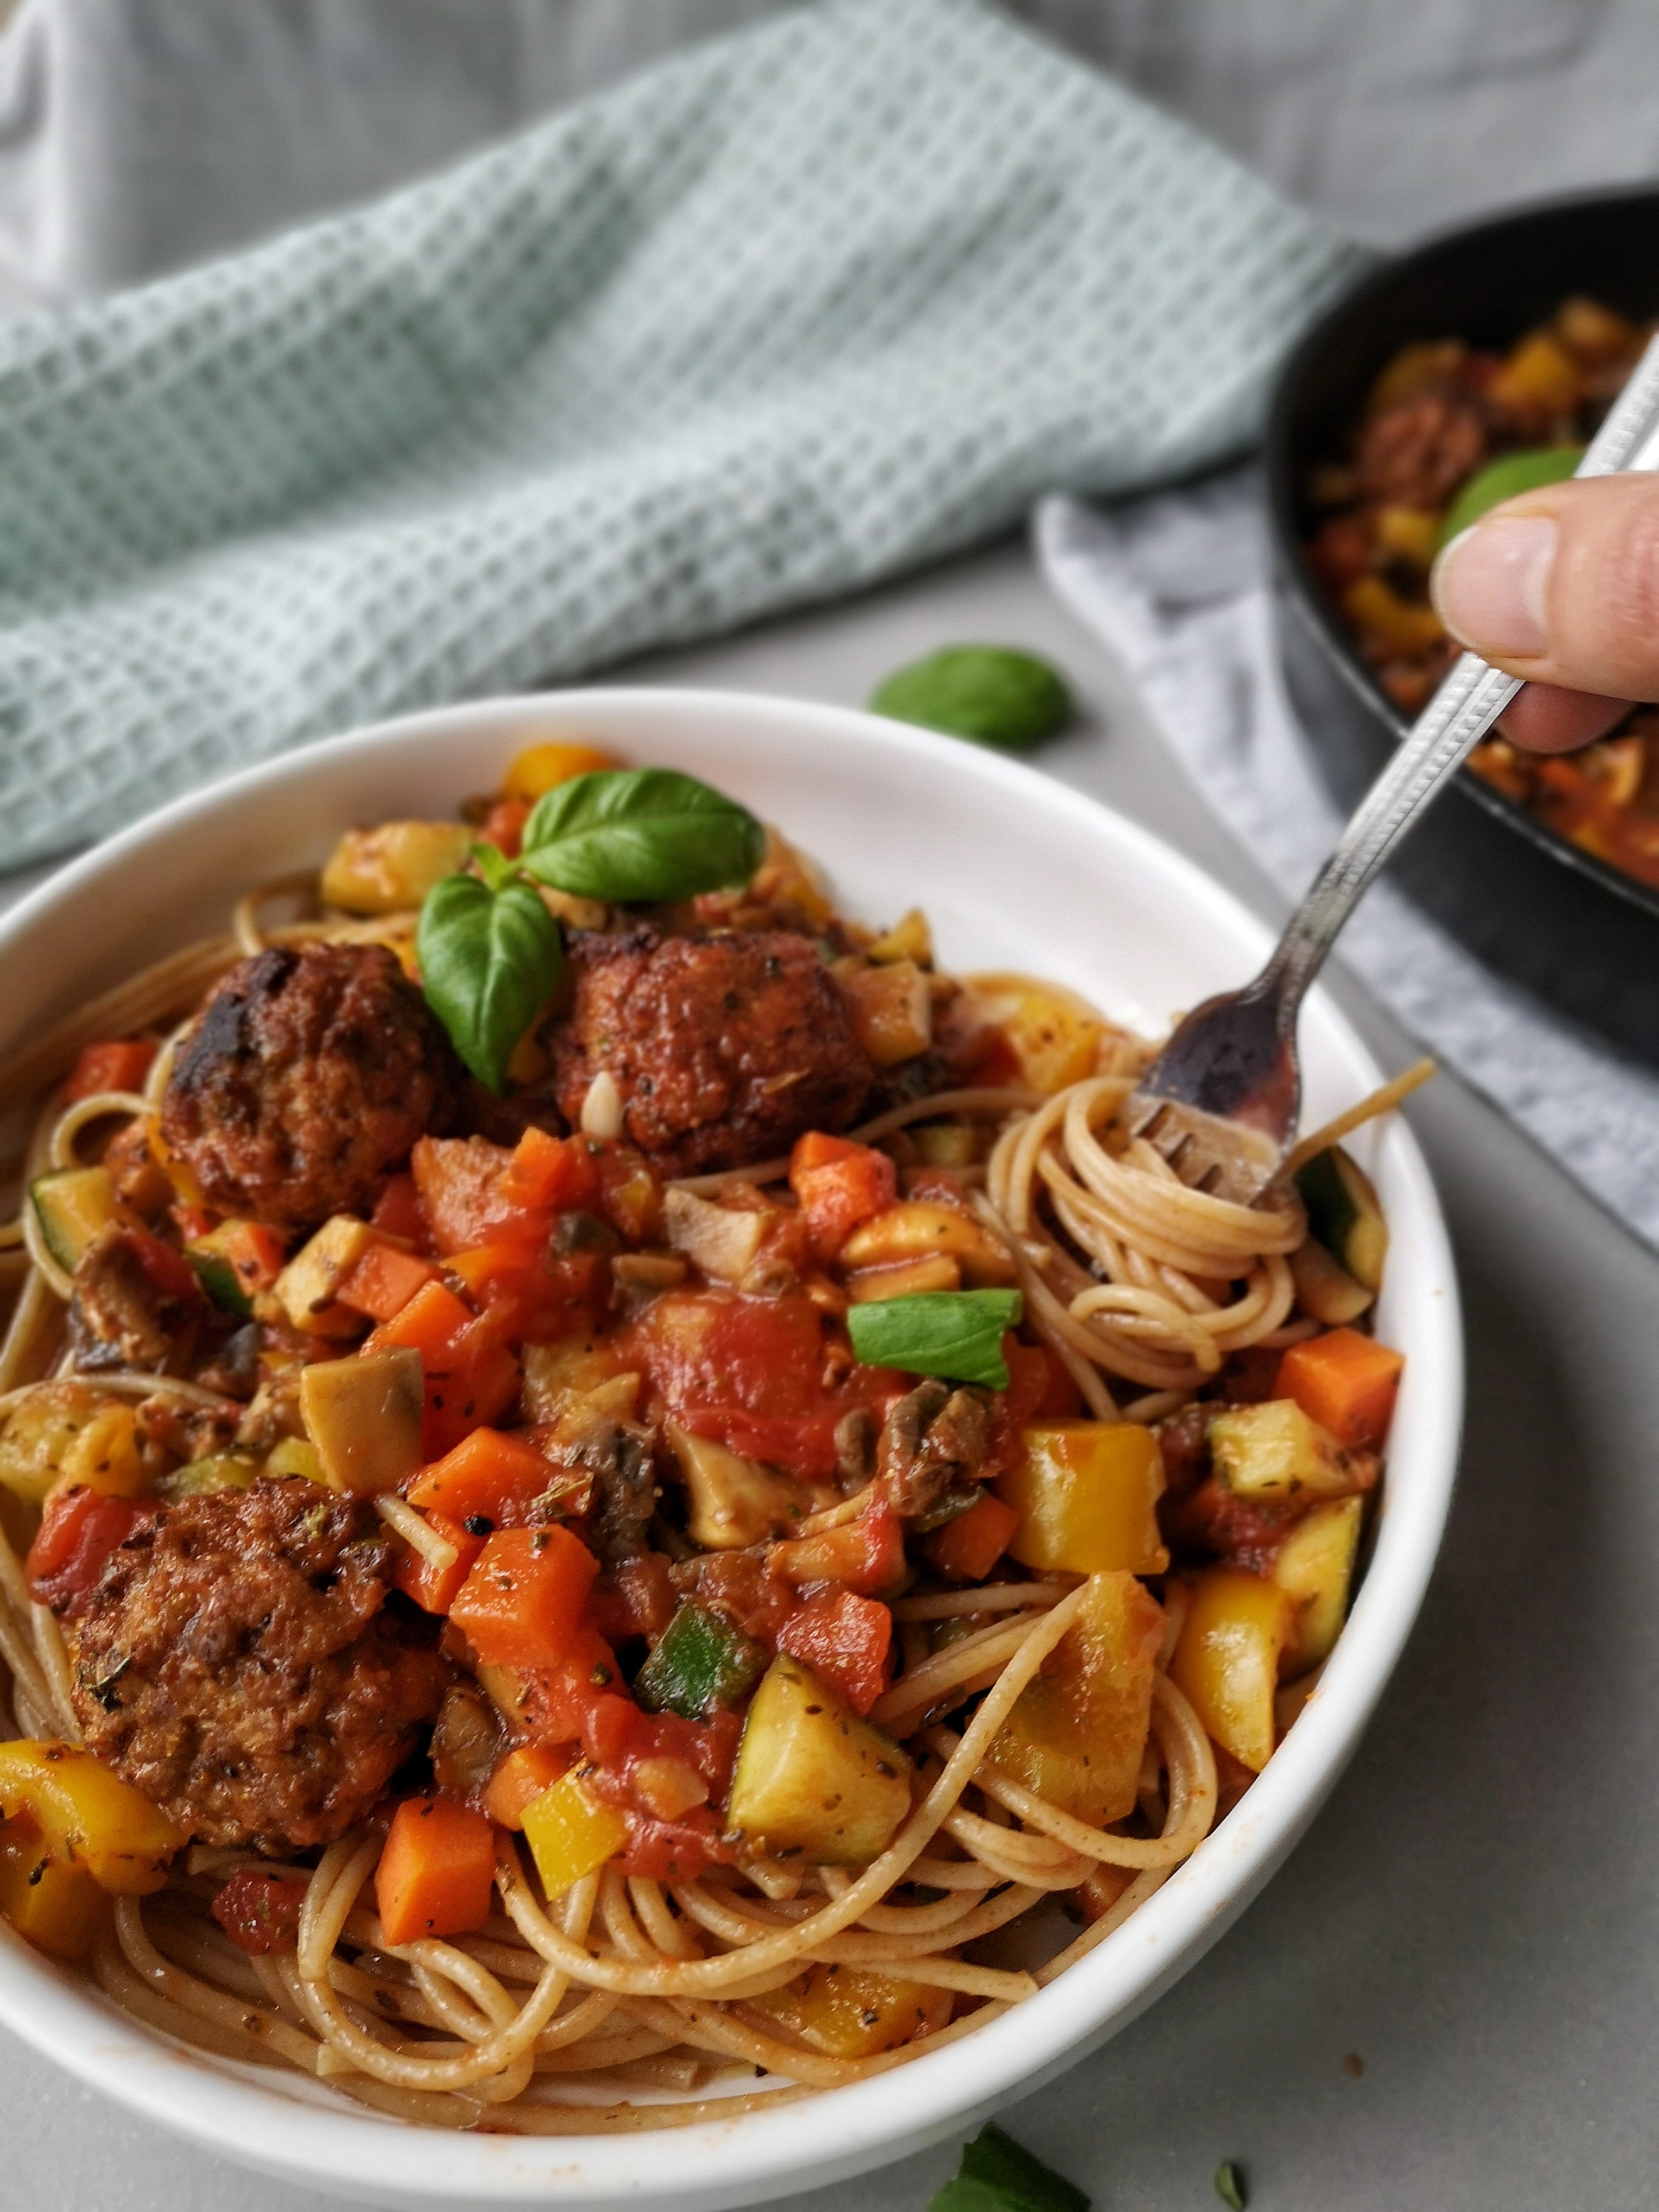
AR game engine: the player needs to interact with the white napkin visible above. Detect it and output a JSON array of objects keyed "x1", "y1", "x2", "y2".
[{"x1": 1036, "y1": 473, "x2": 1659, "y2": 1254}]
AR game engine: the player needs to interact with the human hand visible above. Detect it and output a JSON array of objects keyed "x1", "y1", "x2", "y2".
[{"x1": 1429, "y1": 473, "x2": 1659, "y2": 752}]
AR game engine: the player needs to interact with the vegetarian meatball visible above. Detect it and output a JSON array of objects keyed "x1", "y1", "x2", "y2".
[
  {"x1": 1354, "y1": 386, "x2": 1488, "y2": 510},
  {"x1": 63, "y1": 1479, "x2": 452, "y2": 1854},
  {"x1": 160, "y1": 942, "x2": 458, "y2": 1231},
  {"x1": 541, "y1": 926, "x2": 876, "y2": 1175}
]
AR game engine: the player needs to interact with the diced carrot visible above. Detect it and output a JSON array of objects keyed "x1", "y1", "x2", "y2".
[
  {"x1": 411, "y1": 1135, "x2": 524, "y2": 1257},
  {"x1": 448, "y1": 1526, "x2": 600, "y2": 1670},
  {"x1": 788, "y1": 1133, "x2": 897, "y2": 1261},
  {"x1": 926, "y1": 1491, "x2": 1020, "y2": 1583},
  {"x1": 221, "y1": 1220, "x2": 286, "y2": 1293},
  {"x1": 375, "y1": 1796, "x2": 497, "y2": 1946},
  {"x1": 483, "y1": 1745, "x2": 570, "y2": 1831},
  {"x1": 777, "y1": 1590, "x2": 894, "y2": 1716},
  {"x1": 408, "y1": 1427, "x2": 555, "y2": 1528},
  {"x1": 501, "y1": 1127, "x2": 597, "y2": 1213},
  {"x1": 391, "y1": 1510, "x2": 483, "y2": 1614},
  {"x1": 768, "y1": 1500, "x2": 906, "y2": 1595},
  {"x1": 372, "y1": 1173, "x2": 426, "y2": 1245},
  {"x1": 1275, "y1": 1328, "x2": 1405, "y2": 1451},
  {"x1": 65, "y1": 1039, "x2": 157, "y2": 1103},
  {"x1": 336, "y1": 1241, "x2": 440, "y2": 1322},
  {"x1": 364, "y1": 1278, "x2": 473, "y2": 1362}
]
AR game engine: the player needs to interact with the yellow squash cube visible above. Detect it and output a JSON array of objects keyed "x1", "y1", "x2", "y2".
[
  {"x1": 319, "y1": 821, "x2": 473, "y2": 914},
  {"x1": 1168, "y1": 1568, "x2": 1292, "y2": 1773},
  {"x1": 987, "y1": 1570, "x2": 1163, "y2": 1825},
  {"x1": 964, "y1": 973, "x2": 1105, "y2": 1093},
  {"x1": 0, "y1": 1815, "x2": 112, "y2": 1961},
  {"x1": 996, "y1": 1421, "x2": 1168, "y2": 1575},
  {"x1": 0, "y1": 1383, "x2": 129, "y2": 1510},
  {"x1": 521, "y1": 1769, "x2": 629, "y2": 1900},
  {"x1": 1273, "y1": 1496, "x2": 1364, "y2": 1675},
  {"x1": 726, "y1": 1655, "x2": 911, "y2": 1865},
  {"x1": 748, "y1": 1963, "x2": 952, "y2": 2058},
  {"x1": 1207, "y1": 1399, "x2": 1355, "y2": 1505}
]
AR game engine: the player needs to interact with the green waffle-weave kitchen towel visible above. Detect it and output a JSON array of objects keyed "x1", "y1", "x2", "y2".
[{"x1": 0, "y1": 0, "x2": 1360, "y2": 870}]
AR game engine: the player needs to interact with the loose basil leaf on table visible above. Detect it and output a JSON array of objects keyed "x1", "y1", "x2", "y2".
[
  {"x1": 415, "y1": 869, "x2": 565, "y2": 1095},
  {"x1": 520, "y1": 768, "x2": 766, "y2": 901},
  {"x1": 928, "y1": 2122, "x2": 1090, "y2": 2212},
  {"x1": 869, "y1": 645, "x2": 1072, "y2": 752},
  {"x1": 846, "y1": 1288, "x2": 1023, "y2": 1392}
]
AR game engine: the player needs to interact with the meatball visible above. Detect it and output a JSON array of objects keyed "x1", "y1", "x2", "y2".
[
  {"x1": 160, "y1": 942, "x2": 457, "y2": 1231},
  {"x1": 1354, "y1": 387, "x2": 1488, "y2": 510},
  {"x1": 542, "y1": 928, "x2": 876, "y2": 1175},
  {"x1": 64, "y1": 1479, "x2": 452, "y2": 1854}
]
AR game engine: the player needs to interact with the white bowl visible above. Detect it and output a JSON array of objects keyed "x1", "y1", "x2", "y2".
[{"x1": 0, "y1": 690, "x2": 1461, "y2": 2210}]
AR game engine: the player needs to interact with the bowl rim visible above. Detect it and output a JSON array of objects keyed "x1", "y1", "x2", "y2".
[
  {"x1": 0, "y1": 688, "x2": 1464, "y2": 2209},
  {"x1": 1263, "y1": 179, "x2": 1659, "y2": 929}
]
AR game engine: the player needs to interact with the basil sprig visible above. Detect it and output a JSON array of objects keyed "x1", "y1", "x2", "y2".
[
  {"x1": 847, "y1": 1288, "x2": 1023, "y2": 1391},
  {"x1": 520, "y1": 768, "x2": 765, "y2": 902},
  {"x1": 415, "y1": 769, "x2": 764, "y2": 1092},
  {"x1": 929, "y1": 2123, "x2": 1089, "y2": 2212},
  {"x1": 415, "y1": 851, "x2": 564, "y2": 1094}
]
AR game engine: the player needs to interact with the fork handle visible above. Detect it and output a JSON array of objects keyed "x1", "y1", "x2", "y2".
[{"x1": 1262, "y1": 327, "x2": 1659, "y2": 1020}]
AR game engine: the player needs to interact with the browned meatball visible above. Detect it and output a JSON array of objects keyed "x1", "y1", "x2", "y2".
[
  {"x1": 541, "y1": 927, "x2": 876, "y2": 1175},
  {"x1": 161, "y1": 942, "x2": 458, "y2": 1231},
  {"x1": 1355, "y1": 387, "x2": 1488, "y2": 508},
  {"x1": 64, "y1": 1479, "x2": 452, "y2": 1854}
]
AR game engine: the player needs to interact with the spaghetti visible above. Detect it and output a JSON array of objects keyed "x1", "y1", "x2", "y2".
[{"x1": 0, "y1": 758, "x2": 1418, "y2": 2130}]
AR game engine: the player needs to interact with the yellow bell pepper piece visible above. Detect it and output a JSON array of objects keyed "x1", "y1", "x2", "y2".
[
  {"x1": 748, "y1": 1963, "x2": 952, "y2": 2058},
  {"x1": 987, "y1": 1570, "x2": 1163, "y2": 1825},
  {"x1": 319, "y1": 821, "x2": 474, "y2": 915},
  {"x1": 996, "y1": 1420, "x2": 1168, "y2": 1576},
  {"x1": 56, "y1": 1401, "x2": 147, "y2": 1499},
  {"x1": 1168, "y1": 1567, "x2": 1292, "y2": 1773},
  {"x1": 0, "y1": 1813, "x2": 113, "y2": 1961},
  {"x1": 521, "y1": 1768, "x2": 629, "y2": 1900},
  {"x1": 0, "y1": 1742, "x2": 184, "y2": 1895},
  {"x1": 501, "y1": 741, "x2": 619, "y2": 803}
]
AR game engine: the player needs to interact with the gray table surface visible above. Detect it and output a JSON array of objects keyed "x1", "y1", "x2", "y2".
[{"x1": 2, "y1": 535, "x2": 1655, "y2": 2212}]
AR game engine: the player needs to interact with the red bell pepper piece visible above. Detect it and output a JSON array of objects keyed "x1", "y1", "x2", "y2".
[
  {"x1": 26, "y1": 1487, "x2": 145, "y2": 1616},
  {"x1": 64, "y1": 1039, "x2": 157, "y2": 1102}
]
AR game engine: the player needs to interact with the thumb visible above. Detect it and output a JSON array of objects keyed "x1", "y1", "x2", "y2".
[{"x1": 1429, "y1": 472, "x2": 1659, "y2": 715}]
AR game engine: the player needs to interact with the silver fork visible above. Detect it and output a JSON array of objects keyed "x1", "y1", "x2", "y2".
[{"x1": 1126, "y1": 328, "x2": 1659, "y2": 1205}]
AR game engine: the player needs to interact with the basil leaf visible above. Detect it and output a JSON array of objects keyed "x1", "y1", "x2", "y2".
[
  {"x1": 846, "y1": 1289, "x2": 1022, "y2": 1391},
  {"x1": 870, "y1": 646, "x2": 1071, "y2": 752},
  {"x1": 1214, "y1": 2161, "x2": 1248, "y2": 2211},
  {"x1": 520, "y1": 768, "x2": 765, "y2": 902},
  {"x1": 929, "y1": 2123, "x2": 1089, "y2": 2212},
  {"x1": 416, "y1": 872, "x2": 564, "y2": 1095}
]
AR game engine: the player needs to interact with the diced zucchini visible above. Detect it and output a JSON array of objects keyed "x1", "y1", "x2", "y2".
[
  {"x1": 186, "y1": 1248, "x2": 251, "y2": 1321},
  {"x1": 726, "y1": 1654, "x2": 912, "y2": 1865},
  {"x1": 273, "y1": 1215, "x2": 376, "y2": 1336},
  {"x1": 1168, "y1": 1566, "x2": 1292, "y2": 1772},
  {"x1": 263, "y1": 1437, "x2": 326, "y2": 1485},
  {"x1": 299, "y1": 1347, "x2": 425, "y2": 1495},
  {"x1": 1273, "y1": 1496, "x2": 1364, "y2": 1675},
  {"x1": 156, "y1": 1454, "x2": 257, "y2": 1501},
  {"x1": 1288, "y1": 1235, "x2": 1374, "y2": 1326},
  {"x1": 1294, "y1": 1145, "x2": 1388, "y2": 1292},
  {"x1": 30, "y1": 1167, "x2": 118, "y2": 1273},
  {"x1": 911, "y1": 1122, "x2": 976, "y2": 1170},
  {"x1": 1207, "y1": 1399, "x2": 1357, "y2": 1504},
  {"x1": 837, "y1": 959, "x2": 933, "y2": 1069},
  {"x1": 634, "y1": 1602, "x2": 765, "y2": 1720},
  {"x1": 667, "y1": 1423, "x2": 799, "y2": 1550},
  {"x1": 963, "y1": 973, "x2": 1105, "y2": 1093},
  {"x1": 987, "y1": 1570, "x2": 1163, "y2": 1823},
  {"x1": 996, "y1": 1421, "x2": 1167, "y2": 1575}
]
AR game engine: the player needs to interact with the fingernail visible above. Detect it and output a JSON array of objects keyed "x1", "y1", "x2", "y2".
[{"x1": 1430, "y1": 516, "x2": 1556, "y2": 656}]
